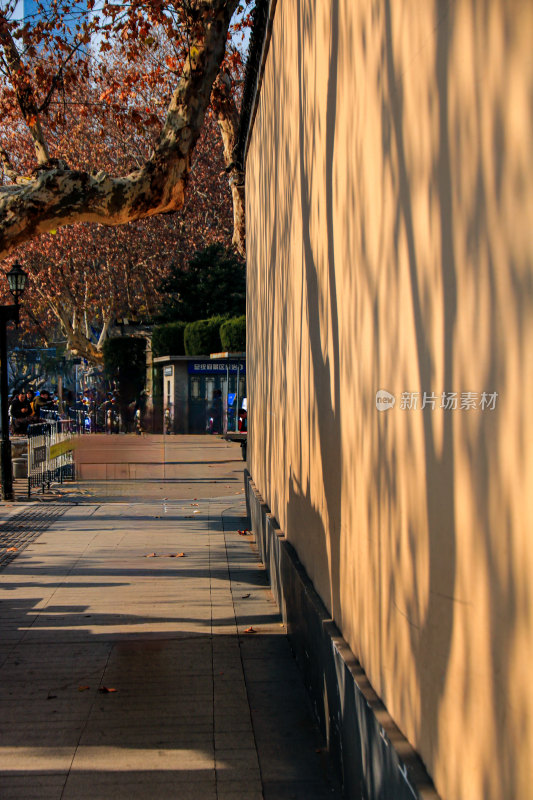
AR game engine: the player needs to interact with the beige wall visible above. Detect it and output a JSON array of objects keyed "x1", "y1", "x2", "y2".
[{"x1": 245, "y1": 1, "x2": 533, "y2": 799}]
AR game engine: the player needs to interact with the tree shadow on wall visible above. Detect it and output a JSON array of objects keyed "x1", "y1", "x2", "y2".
[
  {"x1": 290, "y1": 0, "x2": 523, "y2": 798},
  {"x1": 296, "y1": 0, "x2": 343, "y2": 621}
]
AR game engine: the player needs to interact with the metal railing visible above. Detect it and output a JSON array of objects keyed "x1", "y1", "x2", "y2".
[
  {"x1": 41, "y1": 406, "x2": 125, "y2": 434},
  {"x1": 27, "y1": 418, "x2": 76, "y2": 495}
]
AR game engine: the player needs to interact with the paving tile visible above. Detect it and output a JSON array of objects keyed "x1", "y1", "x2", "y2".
[
  {"x1": 62, "y1": 774, "x2": 217, "y2": 799},
  {"x1": 215, "y1": 779, "x2": 264, "y2": 798},
  {"x1": 262, "y1": 780, "x2": 341, "y2": 799},
  {"x1": 215, "y1": 746, "x2": 261, "y2": 776},
  {"x1": 70, "y1": 744, "x2": 214, "y2": 772},
  {"x1": 214, "y1": 730, "x2": 257, "y2": 750},
  {"x1": 0, "y1": 745, "x2": 75, "y2": 772},
  {"x1": 0, "y1": 773, "x2": 67, "y2": 800},
  {"x1": 0, "y1": 717, "x2": 85, "y2": 737}
]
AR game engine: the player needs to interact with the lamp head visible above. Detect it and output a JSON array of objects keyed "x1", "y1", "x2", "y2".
[{"x1": 7, "y1": 262, "x2": 28, "y2": 303}]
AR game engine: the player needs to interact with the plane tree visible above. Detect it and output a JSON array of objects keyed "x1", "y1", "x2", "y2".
[
  {"x1": 7, "y1": 109, "x2": 234, "y2": 363},
  {"x1": 0, "y1": 0, "x2": 248, "y2": 264}
]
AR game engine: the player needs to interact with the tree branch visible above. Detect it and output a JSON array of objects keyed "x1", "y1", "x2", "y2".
[
  {"x1": 97, "y1": 314, "x2": 113, "y2": 349},
  {"x1": 37, "y1": 40, "x2": 83, "y2": 116},
  {"x1": 0, "y1": 0, "x2": 239, "y2": 262},
  {"x1": 211, "y1": 70, "x2": 245, "y2": 256}
]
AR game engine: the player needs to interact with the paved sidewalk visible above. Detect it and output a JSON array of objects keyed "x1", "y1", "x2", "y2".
[{"x1": 0, "y1": 440, "x2": 341, "y2": 799}]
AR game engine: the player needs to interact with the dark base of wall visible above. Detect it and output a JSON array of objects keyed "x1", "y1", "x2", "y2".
[{"x1": 245, "y1": 470, "x2": 440, "y2": 800}]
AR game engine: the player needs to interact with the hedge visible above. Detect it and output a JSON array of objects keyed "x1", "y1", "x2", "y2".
[
  {"x1": 151, "y1": 321, "x2": 186, "y2": 357},
  {"x1": 184, "y1": 316, "x2": 225, "y2": 356},
  {"x1": 220, "y1": 315, "x2": 246, "y2": 352}
]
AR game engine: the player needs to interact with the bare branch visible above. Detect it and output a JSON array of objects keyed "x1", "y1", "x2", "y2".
[{"x1": 37, "y1": 40, "x2": 84, "y2": 116}]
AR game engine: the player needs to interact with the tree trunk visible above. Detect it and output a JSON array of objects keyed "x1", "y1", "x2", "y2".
[
  {"x1": 65, "y1": 329, "x2": 105, "y2": 365},
  {"x1": 212, "y1": 72, "x2": 246, "y2": 257}
]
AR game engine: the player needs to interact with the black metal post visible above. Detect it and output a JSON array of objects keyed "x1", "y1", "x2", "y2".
[{"x1": 0, "y1": 303, "x2": 19, "y2": 501}]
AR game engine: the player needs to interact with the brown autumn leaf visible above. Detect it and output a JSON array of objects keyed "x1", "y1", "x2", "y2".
[
  {"x1": 98, "y1": 687, "x2": 117, "y2": 693},
  {"x1": 176, "y1": 553, "x2": 185, "y2": 558},
  {"x1": 78, "y1": 686, "x2": 90, "y2": 691},
  {"x1": 244, "y1": 626, "x2": 256, "y2": 634},
  {"x1": 6, "y1": 547, "x2": 18, "y2": 552},
  {"x1": 145, "y1": 552, "x2": 156, "y2": 558}
]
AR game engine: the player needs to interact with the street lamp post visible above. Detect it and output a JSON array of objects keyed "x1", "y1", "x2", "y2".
[{"x1": 0, "y1": 262, "x2": 28, "y2": 501}]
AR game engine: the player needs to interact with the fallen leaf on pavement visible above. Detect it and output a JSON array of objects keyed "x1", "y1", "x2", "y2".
[
  {"x1": 241, "y1": 594, "x2": 251, "y2": 599},
  {"x1": 244, "y1": 626, "x2": 256, "y2": 634},
  {"x1": 145, "y1": 553, "x2": 156, "y2": 558},
  {"x1": 99, "y1": 687, "x2": 117, "y2": 693},
  {"x1": 6, "y1": 547, "x2": 17, "y2": 552},
  {"x1": 78, "y1": 686, "x2": 90, "y2": 692},
  {"x1": 176, "y1": 553, "x2": 185, "y2": 557}
]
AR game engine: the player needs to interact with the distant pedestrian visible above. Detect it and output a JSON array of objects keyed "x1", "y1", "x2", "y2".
[
  {"x1": 208, "y1": 389, "x2": 223, "y2": 434},
  {"x1": 33, "y1": 389, "x2": 57, "y2": 419},
  {"x1": 10, "y1": 391, "x2": 35, "y2": 434}
]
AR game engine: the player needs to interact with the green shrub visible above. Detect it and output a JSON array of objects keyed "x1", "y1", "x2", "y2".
[
  {"x1": 151, "y1": 321, "x2": 186, "y2": 357},
  {"x1": 184, "y1": 317, "x2": 225, "y2": 356},
  {"x1": 102, "y1": 336, "x2": 146, "y2": 404},
  {"x1": 220, "y1": 315, "x2": 246, "y2": 352}
]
